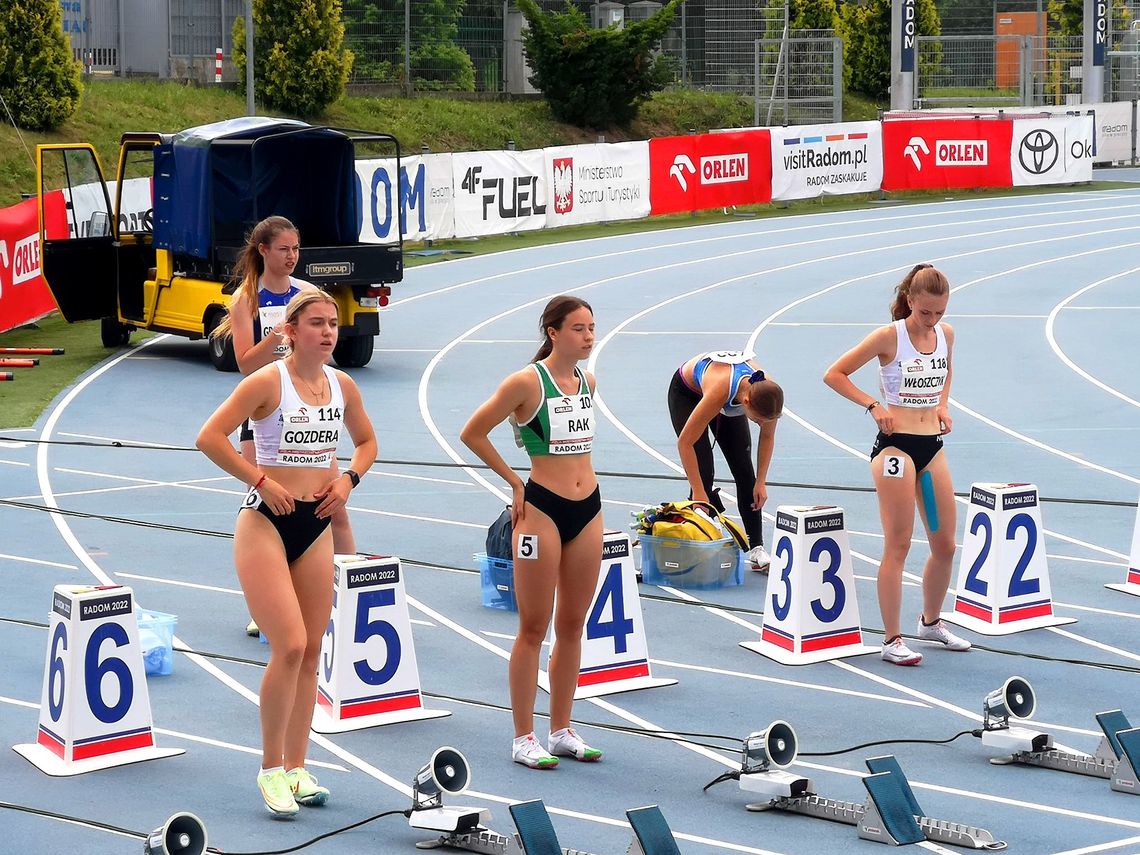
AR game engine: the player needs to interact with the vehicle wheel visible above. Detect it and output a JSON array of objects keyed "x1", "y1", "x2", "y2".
[
  {"x1": 205, "y1": 312, "x2": 238, "y2": 372},
  {"x1": 100, "y1": 317, "x2": 131, "y2": 348},
  {"x1": 333, "y1": 334, "x2": 374, "y2": 368}
]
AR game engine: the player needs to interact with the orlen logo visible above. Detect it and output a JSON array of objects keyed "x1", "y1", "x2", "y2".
[
  {"x1": 552, "y1": 157, "x2": 573, "y2": 214},
  {"x1": 905, "y1": 358, "x2": 924, "y2": 373},
  {"x1": 0, "y1": 234, "x2": 41, "y2": 290},
  {"x1": 700, "y1": 153, "x2": 748, "y2": 185},
  {"x1": 935, "y1": 140, "x2": 988, "y2": 166}
]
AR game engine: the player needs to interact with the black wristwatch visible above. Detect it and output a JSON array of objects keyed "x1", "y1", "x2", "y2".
[{"x1": 344, "y1": 469, "x2": 360, "y2": 488}]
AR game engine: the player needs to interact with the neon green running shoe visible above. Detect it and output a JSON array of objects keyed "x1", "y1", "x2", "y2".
[
  {"x1": 512, "y1": 733, "x2": 559, "y2": 769},
  {"x1": 286, "y1": 767, "x2": 330, "y2": 806},
  {"x1": 257, "y1": 769, "x2": 299, "y2": 817},
  {"x1": 548, "y1": 727, "x2": 603, "y2": 762}
]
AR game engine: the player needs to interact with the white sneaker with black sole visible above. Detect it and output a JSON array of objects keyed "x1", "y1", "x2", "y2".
[
  {"x1": 916, "y1": 616, "x2": 971, "y2": 651},
  {"x1": 881, "y1": 636, "x2": 923, "y2": 666}
]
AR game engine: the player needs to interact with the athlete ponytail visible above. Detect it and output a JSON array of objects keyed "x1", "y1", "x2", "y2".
[
  {"x1": 890, "y1": 263, "x2": 949, "y2": 320},
  {"x1": 532, "y1": 295, "x2": 593, "y2": 362},
  {"x1": 210, "y1": 216, "x2": 299, "y2": 341}
]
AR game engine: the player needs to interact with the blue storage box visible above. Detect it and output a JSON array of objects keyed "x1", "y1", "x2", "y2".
[
  {"x1": 475, "y1": 552, "x2": 518, "y2": 611},
  {"x1": 639, "y1": 535, "x2": 745, "y2": 589},
  {"x1": 136, "y1": 609, "x2": 177, "y2": 676}
]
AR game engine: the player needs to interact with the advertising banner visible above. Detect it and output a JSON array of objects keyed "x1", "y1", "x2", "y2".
[
  {"x1": 649, "y1": 130, "x2": 772, "y2": 215},
  {"x1": 771, "y1": 121, "x2": 883, "y2": 201},
  {"x1": 0, "y1": 195, "x2": 63, "y2": 333},
  {"x1": 1011, "y1": 115, "x2": 1094, "y2": 186},
  {"x1": 356, "y1": 153, "x2": 455, "y2": 243},
  {"x1": 452, "y1": 150, "x2": 547, "y2": 238},
  {"x1": 544, "y1": 142, "x2": 650, "y2": 228},
  {"x1": 881, "y1": 118, "x2": 1013, "y2": 191}
]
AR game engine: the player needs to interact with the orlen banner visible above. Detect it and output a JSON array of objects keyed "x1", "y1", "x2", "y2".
[
  {"x1": 881, "y1": 118, "x2": 1013, "y2": 191},
  {"x1": 0, "y1": 195, "x2": 63, "y2": 333},
  {"x1": 1011, "y1": 115, "x2": 1094, "y2": 186},
  {"x1": 544, "y1": 142, "x2": 650, "y2": 227},
  {"x1": 452, "y1": 150, "x2": 547, "y2": 238},
  {"x1": 649, "y1": 130, "x2": 772, "y2": 215},
  {"x1": 771, "y1": 121, "x2": 883, "y2": 201},
  {"x1": 356, "y1": 153, "x2": 455, "y2": 243}
]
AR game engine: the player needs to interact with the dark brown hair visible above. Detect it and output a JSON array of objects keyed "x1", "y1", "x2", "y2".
[
  {"x1": 211, "y1": 216, "x2": 299, "y2": 340},
  {"x1": 747, "y1": 377, "x2": 784, "y2": 420},
  {"x1": 532, "y1": 295, "x2": 593, "y2": 362},
  {"x1": 890, "y1": 263, "x2": 949, "y2": 321}
]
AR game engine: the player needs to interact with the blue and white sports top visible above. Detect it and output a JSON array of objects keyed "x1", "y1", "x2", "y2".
[
  {"x1": 254, "y1": 278, "x2": 304, "y2": 357},
  {"x1": 879, "y1": 320, "x2": 949, "y2": 409},
  {"x1": 251, "y1": 361, "x2": 345, "y2": 467},
  {"x1": 690, "y1": 350, "x2": 755, "y2": 417}
]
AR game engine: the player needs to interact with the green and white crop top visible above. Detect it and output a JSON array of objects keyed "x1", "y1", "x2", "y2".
[{"x1": 515, "y1": 361, "x2": 593, "y2": 456}]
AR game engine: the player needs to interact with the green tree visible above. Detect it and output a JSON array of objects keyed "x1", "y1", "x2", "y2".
[
  {"x1": 1048, "y1": 0, "x2": 1130, "y2": 36},
  {"x1": 516, "y1": 0, "x2": 680, "y2": 128},
  {"x1": 342, "y1": 0, "x2": 475, "y2": 90},
  {"x1": 234, "y1": 0, "x2": 353, "y2": 116},
  {"x1": 842, "y1": 0, "x2": 940, "y2": 100},
  {"x1": 0, "y1": 0, "x2": 81, "y2": 131}
]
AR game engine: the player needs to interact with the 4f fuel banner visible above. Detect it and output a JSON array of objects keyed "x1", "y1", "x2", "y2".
[
  {"x1": 771, "y1": 122, "x2": 883, "y2": 201},
  {"x1": 881, "y1": 118, "x2": 1013, "y2": 191},
  {"x1": 545, "y1": 142, "x2": 650, "y2": 228},
  {"x1": 452, "y1": 150, "x2": 547, "y2": 238}
]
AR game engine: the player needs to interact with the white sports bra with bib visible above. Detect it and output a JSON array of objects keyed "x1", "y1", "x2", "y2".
[
  {"x1": 878, "y1": 319, "x2": 948, "y2": 409},
  {"x1": 251, "y1": 361, "x2": 345, "y2": 467}
]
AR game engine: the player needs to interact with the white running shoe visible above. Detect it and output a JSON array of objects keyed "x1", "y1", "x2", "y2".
[
  {"x1": 548, "y1": 727, "x2": 603, "y2": 762},
  {"x1": 916, "y1": 617, "x2": 971, "y2": 651},
  {"x1": 512, "y1": 732, "x2": 559, "y2": 769},
  {"x1": 881, "y1": 636, "x2": 923, "y2": 666},
  {"x1": 747, "y1": 546, "x2": 771, "y2": 572}
]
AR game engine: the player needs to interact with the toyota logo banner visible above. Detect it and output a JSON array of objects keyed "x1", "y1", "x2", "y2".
[{"x1": 1010, "y1": 116, "x2": 1095, "y2": 186}]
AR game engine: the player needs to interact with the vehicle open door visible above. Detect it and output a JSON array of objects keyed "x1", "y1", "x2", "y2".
[{"x1": 36, "y1": 145, "x2": 117, "y2": 323}]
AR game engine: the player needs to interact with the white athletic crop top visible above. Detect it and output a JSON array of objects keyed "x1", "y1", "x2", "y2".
[
  {"x1": 251, "y1": 361, "x2": 346, "y2": 467},
  {"x1": 878, "y1": 319, "x2": 948, "y2": 409}
]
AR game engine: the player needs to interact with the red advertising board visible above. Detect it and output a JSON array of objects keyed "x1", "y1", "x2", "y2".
[
  {"x1": 0, "y1": 194, "x2": 65, "y2": 334},
  {"x1": 650, "y1": 130, "x2": 772, "y2": 215},
  {"x1": 881, "y1": 118, "x2": 1013, "y2": 191}
]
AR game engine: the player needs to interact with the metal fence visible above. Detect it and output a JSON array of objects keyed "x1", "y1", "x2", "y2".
[{"x1": 754, "y1": 33, "x2": 842, "y2": 126}]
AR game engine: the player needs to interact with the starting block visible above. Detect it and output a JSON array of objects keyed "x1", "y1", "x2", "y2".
[
  {"x1": 541, "y1": 531, "x2": 676, "y2": 700},
  {"x1": 744, "y1": 743, "x2": 1006, "y2": 849},
  {"x1": 944, "y1": 483, "x2": 1075, "y2": 635},
  {"x1": 13, "y1": 585, "x2": 184, "y2": 776},
  {"x1": 313, "y1": 555, "x2": 449, "y2": 733},
  {"x1": 1106, "y1": 489, "x2": 1140, "y2": 598},
  {"x1": 741, "y1": 506, "x2": 876, "y2": 665}
]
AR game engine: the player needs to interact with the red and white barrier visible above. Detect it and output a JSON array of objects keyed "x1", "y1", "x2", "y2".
[
  {"x1": 214, "y1": 48, "x2": 222, "y2": 83},
  {"x1": 1106, "y1": 490, "x2": 1140, "y2": 598}
]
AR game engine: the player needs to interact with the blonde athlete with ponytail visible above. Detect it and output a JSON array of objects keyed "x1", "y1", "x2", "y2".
[
  {"x1": 212, "y1": 218, "x2": 356, "y2": 636},
  {"x1": 198, "y1": 289, "x2": 377, "y2": 815},
  {"x1": 461, "y1": 296, "x2": 604, "y2": 769},
  {"x1": 824, "y1": 264, "x2": 971, "y2": 666}
]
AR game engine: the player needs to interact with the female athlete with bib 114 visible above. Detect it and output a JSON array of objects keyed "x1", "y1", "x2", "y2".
[
  {"x1": 823, "y1": 264, "x2": 970, "y2": 666},
  {"x1": 461, "y1": 296, "x2": 603, "y2": 770},
  {"x1": 197, "y1": 289, "x2": 376, "y2": 814}
]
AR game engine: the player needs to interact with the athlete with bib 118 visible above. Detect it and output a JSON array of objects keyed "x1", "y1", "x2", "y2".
[
  {"x1": 197, "y1": 290, "x2": 377, "y2": 815},
  {"x1": 823, "y1": 264, "x2": 971, "y2": 666},
  {"x1": 461, "y1": 296, "x2": 604, "y2": 770}
]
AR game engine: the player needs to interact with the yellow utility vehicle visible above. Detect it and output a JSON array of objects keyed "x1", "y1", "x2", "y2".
[{"x1": 36, "y1": 117, "x2": 403, "y2": 369}]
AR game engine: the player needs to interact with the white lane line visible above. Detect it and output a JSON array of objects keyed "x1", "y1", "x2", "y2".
[
  {"x1": 1045, "y1": 267, "x2": 1140, "y2": 409},
  {"x1": 0, "y1": 459, "x2": 30, "y2": 467},
  {"x1": 1052, "y1": 835, "x2": 1140, "y2": 855},
  {"x1": 0, "y1": 694, "x2": 347, "y2": 772},
  {"x1": 1045, "y1": 625, "x2": 1140, "y2": 663},
  {"x1": 0, "y1": 553, "x2": 77, "y2": 569},
  {"x1": 116, "y1": 572, "x2": 243, "y2": 595}
]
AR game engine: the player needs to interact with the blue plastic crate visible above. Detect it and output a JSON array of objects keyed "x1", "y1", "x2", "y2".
[
  {"x1": 136, "y1": 609, "x2": 177, "y2": 676},
  {"x1": 475, "y1": 552, "x2": 518, "y2": 611},
  {"x1": 639, "y1": 535, "x2": 745, "y2": 589}
]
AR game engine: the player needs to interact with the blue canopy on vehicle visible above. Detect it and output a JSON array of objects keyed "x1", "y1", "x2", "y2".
[{"x1": 152, "y1": 117, "x2": 362, "y2": 260}]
